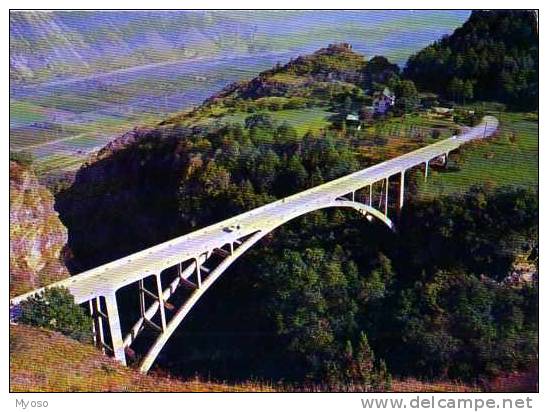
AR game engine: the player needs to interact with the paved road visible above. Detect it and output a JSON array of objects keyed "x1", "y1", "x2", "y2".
[{"x1": 10, "y1": 116, "x2": 499, "y2": 305}]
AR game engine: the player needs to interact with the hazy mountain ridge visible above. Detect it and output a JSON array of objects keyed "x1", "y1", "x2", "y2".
[
  {"x1": 10, "y1": 11, "x2": 260, "y2": 84},
  {"x1": 10, "y1": 10, "x2": 470, "y2": 85}
]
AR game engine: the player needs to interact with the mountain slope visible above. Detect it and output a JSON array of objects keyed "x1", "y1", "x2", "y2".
[
  {"x1": 10, "y1": 10, "x2": 469, "y2": 85},
  {"x1": 9, "y1": 10, "x2": 258, "y2": 84}
]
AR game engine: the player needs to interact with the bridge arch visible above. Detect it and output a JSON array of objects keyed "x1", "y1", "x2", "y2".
[{"x1": 138, "y1": 199, "x2": 394, "y2": 372}]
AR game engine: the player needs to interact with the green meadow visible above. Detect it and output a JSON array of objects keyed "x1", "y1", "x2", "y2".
[{"x1": 417, "y1": 111, "x2": 538, "y2": 199}]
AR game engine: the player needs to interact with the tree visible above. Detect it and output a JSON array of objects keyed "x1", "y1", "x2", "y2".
[
  {"x1": 447, "y1": 77, "x2": 464, "y2": 102},
  {"x1": 275, "y1": 121, "x2": 298, "y2": 146},
  {"x1": 404, "y1": 11, "x2": 538, "y2": 110},
  {"x1": 275, "y1": 155, "x2": 308, "y2": 196},
  {"x1": 19, "y1": 287, "x2": 93, "y2": 343},
  {"x1": 463, "y1": 80, "x2": 474, "y2": 104},
  {"x1": 199, "y1": 161, "x2": 231, "y2": 196},
  {"x1": 362, "y1": 253, "x2": 394, "y2": 302},
  {"x1": 351, "y1": 332, "x2": 375, "y2": 383},
  {"x1": 254, "y1": 149, "x2": 280, "y2": 192},
  {"x1": 308, "y1": 167, "x2": 324, "y2": 187},
  {"x1": 10, "y1": 151, "x2": 33, "y2": 167},
  {"x1": 244, "y1": 113, "x2": 275, "y2": 129},
  {"x1": 364, "y1": 56, "x2": 400, "y2": 90},
  {"x1": 394, "y1": 80, "x2": 419, "y2": 113},
  {"x1": 343, "y1": 95, "x2": 353, "y2": 115}
]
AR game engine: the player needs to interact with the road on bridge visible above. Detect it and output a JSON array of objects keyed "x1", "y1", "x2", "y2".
[{"x1": 10, "y1": 116, "x2": 499, "y2": 306}]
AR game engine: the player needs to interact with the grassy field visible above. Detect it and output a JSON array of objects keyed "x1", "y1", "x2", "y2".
[
  {"x1": 417, "y1": 111, "x2": 538, "y2": 199},
  {"x1": 352, "y1": 111, "x2": 461, "y2": 166},
  {"x1": 215, "y1": 107, "x2": 334, "y2": 136},
  {"x1": 10, "y1": 101, "x2": 51, "y2": 125}
]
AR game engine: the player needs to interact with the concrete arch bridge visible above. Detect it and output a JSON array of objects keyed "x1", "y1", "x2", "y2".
[{"x1": 10, "y1": 116, "x2": 499, "y2": 373}]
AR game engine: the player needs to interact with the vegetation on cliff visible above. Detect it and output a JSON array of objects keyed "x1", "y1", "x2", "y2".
[{"x1": 19, "y1": 287, "x2": 93, "y2": 343}]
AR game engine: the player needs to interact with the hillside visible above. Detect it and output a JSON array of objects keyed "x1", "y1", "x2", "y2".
[
  {"x1": 404, "y1": 10, "x2": 538, "y2": 109},
  {"x1": 10, "y1": 11, "x2": 469, "y2": 86},
  {"x1": 9, "y1": 11, "x2": 260, "y2": 84},
  {"x1": 10, "y1": 324, "x2": 271, "y2": 392},
  {"x1": 160, "y1": 43, "x2": 409, "y2": 135},
  {"x1": 162, "y1": 43, "x2": 369, "y2": 126},
  {"x1": 9, "y1": 160, "x2": 70, "y2": 298},
  {"x1": 17, "y1": 324, "x2": 526, "y2": 392}
]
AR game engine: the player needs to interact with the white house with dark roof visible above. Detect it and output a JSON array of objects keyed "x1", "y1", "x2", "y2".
[{"x1": 373, "y1": 87, "x2": 395, "y2": 114}]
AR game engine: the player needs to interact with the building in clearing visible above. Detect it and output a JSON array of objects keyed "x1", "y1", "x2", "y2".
[
  {"x1": 373, "y1": 87, "x2": 395, "y2": 115},
  {"x1": 345, "y1": 113, "x2": 361, "y2": 130}
]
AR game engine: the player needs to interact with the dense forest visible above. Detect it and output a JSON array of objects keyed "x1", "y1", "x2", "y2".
[
  {"x1": 36, "y1": 10, "x2": 539, "y2": 390},
  {"x1": 404, "y1": 10, "x2": 538, "y2": 109}
]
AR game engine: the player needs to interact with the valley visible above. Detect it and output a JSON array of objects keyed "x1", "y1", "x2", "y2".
[{"x1": 9, "y1": 10, "x2": 538, "y2": 393}]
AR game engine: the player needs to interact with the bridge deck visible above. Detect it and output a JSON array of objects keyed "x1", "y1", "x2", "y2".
[{"x1": 10, "y1": 116, "x2": 498, "y2": 305}]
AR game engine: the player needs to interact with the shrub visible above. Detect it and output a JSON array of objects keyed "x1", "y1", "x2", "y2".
[
  {"x1": 19, "y1": 287, "x2": 93, "y2": 343},
  {"x1": 10, "y1": 151, "x2": 34, "y2": 166},
  {"x1": 431, "y1": 129, "x2": 441, "y2": 139}
]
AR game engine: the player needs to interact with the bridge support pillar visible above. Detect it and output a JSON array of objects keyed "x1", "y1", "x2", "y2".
[
  {"x1": 424, "y1": 161, "x2": 429, "y2": 182},
  {"x1": 369, "y1": 184, "x2": 372, "y2": 207},
  {"x1": 384, "y1": 177, "x2": 388, "y2": 216},
  {"x1": 399, "y1": 170, "x2": 405, "y2": 211},
  {"x1": 155, "y1": 274, "x2": 167, "y2": 331},
  {"x1": 89, "y1": 298, "x2": 105, "y2": 353},
  {"x1": 195, "y1": 258, "x2": 202, "y2": 288},
  {"x1": 138, "y1": 279, "x2": 146, "y2": 319},
  {"x1": 104, "y1": 293, "x2": 127, "y2": 366}
]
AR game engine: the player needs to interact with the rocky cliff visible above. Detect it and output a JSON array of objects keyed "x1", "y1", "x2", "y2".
[{"x1": 10, "y1": 161, "x2": 69, "y2": 297}]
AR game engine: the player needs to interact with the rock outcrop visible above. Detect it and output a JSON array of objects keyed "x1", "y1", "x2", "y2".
[{"x1": 10, "y1": 161, "x2": 69, "y2": 297}]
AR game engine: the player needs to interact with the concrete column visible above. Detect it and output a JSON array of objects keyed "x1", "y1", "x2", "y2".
[
  {"x1": 369, "y1": 184, "x2": 372, "y2": 207},
  {"x1": 196, "y1": 258, "x2": 202, "y2": 289},
  {"x1": 89, "y1": 300, "x2": 98, "y2": 348},
  {"x1": 384, "y1": 177, "x2": 389, "y2": 216},
  {"x1": 104, "y1": 293, "x2": 127, "y2": 366},
  {"x1": 138, "y1": 279, "x2": 145, "y2": 319},
  {"x1": 90, "y1": 297, "x2": 105, "y2": 353},
  {"x1": 155, "y1": 273, "x2": 167, "y2": 331},
  {"x1": 424, "y1": 161, "x2": 429, "y2": 182},
  {"x1": 352, "y1": 191, "x2": 355, "y2": 202},
  {"x1": 399, "y1": 170, "x2": 405, "y2": 210}
]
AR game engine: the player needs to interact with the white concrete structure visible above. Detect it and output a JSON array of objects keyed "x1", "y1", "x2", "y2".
[{"x1": 10, "y1": 116, "x2": 499, "y2": 373}]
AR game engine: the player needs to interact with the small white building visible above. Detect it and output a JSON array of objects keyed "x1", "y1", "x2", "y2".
[
  {"x1": 373, "y1": 88, "x2": 395, "y2": 115},
  {"x1": 345, "y1": 113, "x2": 362, "y2": 130}
]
